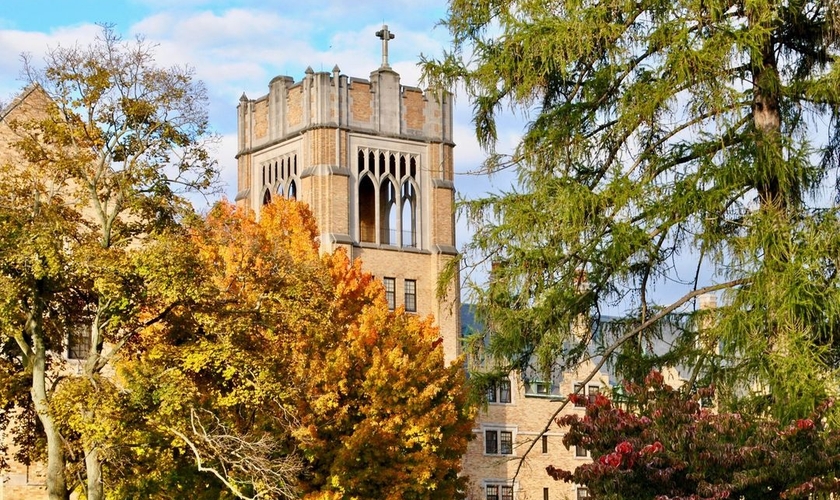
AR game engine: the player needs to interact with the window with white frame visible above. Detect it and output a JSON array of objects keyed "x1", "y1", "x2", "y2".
[
  {"x1": 573, "y1": 383, "x2": 585, "y2": 407},
  {"x1": 577, "y1": 487, "x2": 591, "y2": 500},
  {"x1": 524, "y1": 379, "x2": 554, "y2": 397},
  {"x1": 485, "y1": 484, "x2": 514, "y2": 500},
  {"x1": 588, "y1": 385, "x2": 601, "y2": 404},
  {"x1": 485, "y1": 429, "x2": 514, "y2": 455},
  {"x1": 487, "y1": 378, "x2": 512, "y2": 404},
  {"x1": 573, "y1": 383, "x2": 602, "y2": 407}
]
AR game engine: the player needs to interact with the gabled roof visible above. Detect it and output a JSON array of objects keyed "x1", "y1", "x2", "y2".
[{"x1": 0, "y1": 83, "x2": 47, "y2": 123}]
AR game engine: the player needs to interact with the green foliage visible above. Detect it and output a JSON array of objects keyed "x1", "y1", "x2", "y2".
[
  {"x1": 0, "y1": 24, "x2": 218, "y2": 499},
  {"x1": 423, "y1": 0, "x2": 840, "y2": 421}
]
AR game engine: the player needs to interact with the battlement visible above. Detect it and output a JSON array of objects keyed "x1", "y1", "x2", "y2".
[{"x1": 236, "y1": 65, "x2": 452, "y2": 158}]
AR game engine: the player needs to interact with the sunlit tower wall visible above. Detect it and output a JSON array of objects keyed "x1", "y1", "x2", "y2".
[{"x1": 234, "y1": 30, "x2": 460, "y2": 362}]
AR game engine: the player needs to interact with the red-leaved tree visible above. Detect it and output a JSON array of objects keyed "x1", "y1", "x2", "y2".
[{"x1": 549, "y1": 371, "x2": 840, "y2": 499}]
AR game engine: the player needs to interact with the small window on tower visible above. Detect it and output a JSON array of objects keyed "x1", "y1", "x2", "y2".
[
  {"x1": 404, "y1": 279, "x2": 416, "y2": 312},
  {"x1": 384, "y1": 277, "x2": 396, "y2": 310}
]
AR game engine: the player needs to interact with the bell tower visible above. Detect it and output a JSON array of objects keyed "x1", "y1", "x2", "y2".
[{"x1": 234, "y1": 26, "x2": 460, "y2": 362}]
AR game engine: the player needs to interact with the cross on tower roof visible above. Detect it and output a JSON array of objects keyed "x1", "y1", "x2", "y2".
[{"x1": 375, "y1": 24, "x2": 395, "y2": 69}]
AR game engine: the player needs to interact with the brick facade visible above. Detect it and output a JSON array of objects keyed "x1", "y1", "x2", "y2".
[{"x1": 0, "y1": 86, "x2": 54, "y2": 500}]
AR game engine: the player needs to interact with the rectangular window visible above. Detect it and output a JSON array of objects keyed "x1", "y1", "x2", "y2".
[
  {"x1": 501, "y1": 485, "x2": 514, "y2": 500},
  {"x1": 588, "y1": 385, "x2": 600, "y2": 404},
  {"x1": 486, "y1": 429, "x2": 514, "y2": 455},
  {"x1": 487, "y1": 381, "x2": 497, "y2": 403},
  {"x1": 543, "y1": 488, "x2": 549, "y2": 500},
  {"x1": 574, "y1": 383, "x2": 585, "y2": 407},
  {"x1": 499, "y1": 379, "x2": 511, "y2": 403},
  {"x1": 67, "y1": 327, "x2": 91, "y2": 360},
  {"x1": 536, "y1": 382, "x2": 551, "y2": 394},
  {"x1": 577, "y1": 487, "x2": 591, "y2": 500},
  {"x1": 542, "y1": 435, "x2": 548, "y2": 453},
  {"x1": 576, "y1": 445, "x2": 588, "y2": 457},
  {"x1": 500, "y1": 431, "x2": 513, "y2": 455},
  {"x1": 384, "y1": 277, "x2": 396, "y2": 310},
  {"x1": 485, "y1": 430, "x2": 498, "y2": 454},
  {"x1": 486, "y1": 485, "x2": 499, "y2": 500},
  {"x1": 404, "y1": 279, "x2": 417, "y2": 312}
]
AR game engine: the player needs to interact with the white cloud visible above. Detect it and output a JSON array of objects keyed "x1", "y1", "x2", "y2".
[{"x1": 0, "y1": 24, "x2": 102, "y2": 97}]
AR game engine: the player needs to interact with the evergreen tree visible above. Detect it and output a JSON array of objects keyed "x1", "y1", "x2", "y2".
[{"x1": 423, "y1": 0, "x2": 840, "y2": 421}]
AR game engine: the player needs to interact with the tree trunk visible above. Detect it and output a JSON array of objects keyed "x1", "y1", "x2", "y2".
[
  {"x1": 28, "y1": 304, "x2": 69, "y2": 500},
  {"x1": 83, "y1": 319, "x2": 105, "y2": 500},
  {"x1": 84, "y1": 443, "x2": 103, "y2": 500},
  {"x1": 752, "y1": 33, "x2": 784, "y2": 211}
]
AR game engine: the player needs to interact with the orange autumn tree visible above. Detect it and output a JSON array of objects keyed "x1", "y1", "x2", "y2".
[{"x1": 120, "y1": 199, "x2": 474, "y2": 499}]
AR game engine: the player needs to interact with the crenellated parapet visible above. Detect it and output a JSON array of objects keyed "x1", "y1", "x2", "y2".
[{"x1": 236, "y1": 65, "x2": 453, "y2": 159}]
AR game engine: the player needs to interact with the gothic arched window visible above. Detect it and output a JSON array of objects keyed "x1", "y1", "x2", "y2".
[
  {"x1": 358, "y1": 175, "x2": 376, "y2": 243},
  {"x1": 379, "y1": 179, "x2": 397, "y2": 245},
  {"x1": 356, "y1": 149, "x2": 421, "y2": 248},
  {"x1": 401, "y1": 181, "x2": 418, "y2": 248}
]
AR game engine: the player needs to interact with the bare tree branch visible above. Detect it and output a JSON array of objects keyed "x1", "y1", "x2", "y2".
[{"x1": 165, "y1": 408, "x2": 302, "y2": 500}]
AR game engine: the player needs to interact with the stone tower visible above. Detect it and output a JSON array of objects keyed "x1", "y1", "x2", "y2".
[{"x1": 234, "y1": 26, "x2": 460, "y2": 362}]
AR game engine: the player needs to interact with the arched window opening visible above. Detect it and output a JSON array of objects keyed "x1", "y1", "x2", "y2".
[
  {"x1": 288, "y1": 180, "x2": 297, "y2": 200},
  {"x1": 262, "y1": 188, "x2": 271, "y2": 206},
  {"x1": 293, "y1": 155, "x2": 297, "y2": 175},
  {"x1": 286, "y1": 157, "x2": 291, "y2": 179},
  {"x1": 358, "y1": 150, "x2": 366, "y2": 173},
  {"x1": 401, "y1": 182, "x2": 418, "y2": 248},
  {"x1": 275, "y1": 161, "x2": 279, "y2": 182},
  {"x1": 379, "y1": 180, "x2": 397, "y2": 245},
  {"x1": 399, "y1": 156, "x2": 406, "y2": 179},
  {"x1": 378, "y1": 153, "x2": 386, "y2": 177},
  {"x1": 369, "y1": 151, "x2": 375, "y2": 172},
  {"x1": 262, "y1": 165, "x2": 266, "y2": 186},
  {"x1": 410, "y1": 157, "x2": 417, "y2": 178},
  {"x1": 389, "y1": 154, "x2": 396, "y2": 178},
  {"x1": 358, "y1": 176, "x2": 376, "y2": 243}
]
